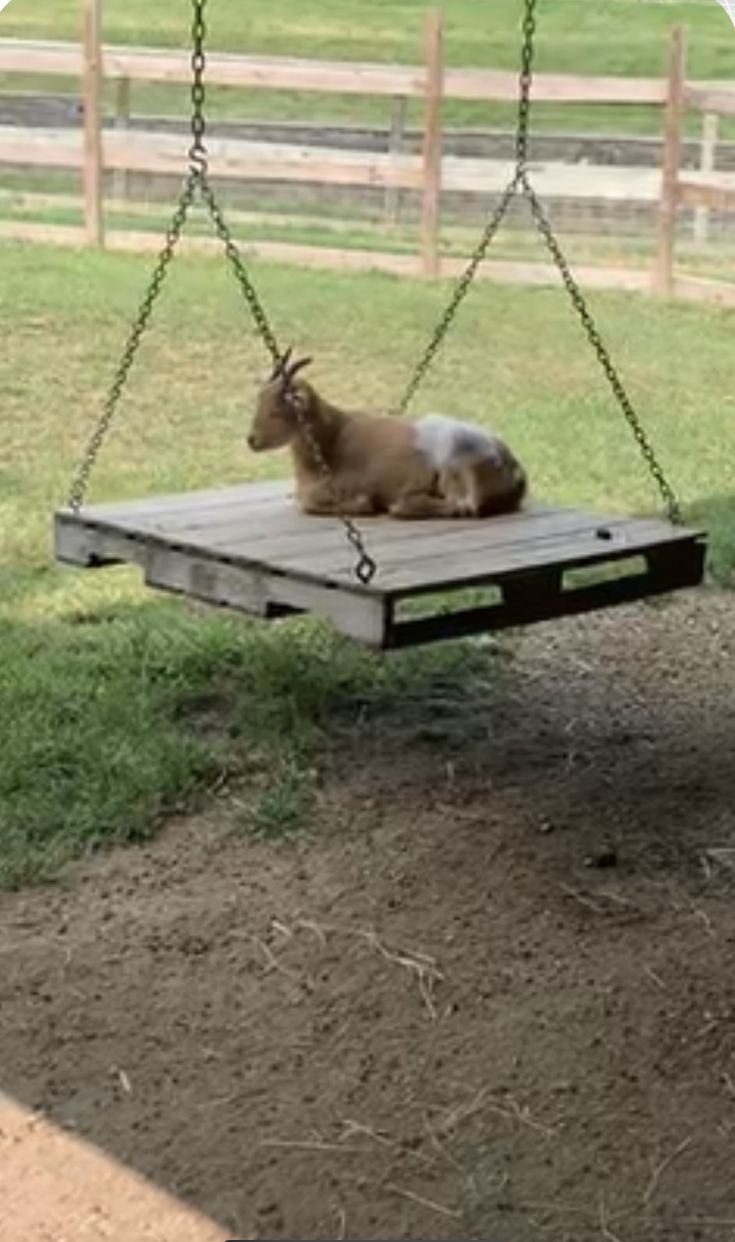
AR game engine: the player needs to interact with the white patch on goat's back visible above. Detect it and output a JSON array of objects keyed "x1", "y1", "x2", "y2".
[{"x1": 414, "y1": 414, "x2": 503, "y2": 469}]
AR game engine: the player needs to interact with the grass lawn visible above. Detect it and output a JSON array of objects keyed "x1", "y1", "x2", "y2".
[
  {"x1": 1, "y1": 0, "x2": 734, "y2": 133},
  {"x1": 1, "y1": 235, "x2": 733, "y2": 888}
]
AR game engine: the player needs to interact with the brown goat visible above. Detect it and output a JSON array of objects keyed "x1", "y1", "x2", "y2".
[{"x1": 247, "y1": 353, "x2": 527, "y2": 519}]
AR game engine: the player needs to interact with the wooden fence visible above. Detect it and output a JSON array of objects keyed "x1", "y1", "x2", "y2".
[
  {"x1": 1, "y1": 6, "x2": 735, "y2": 300},
  {"x1": 656, "y1": 27, "x2": 735, "y2": 295}
]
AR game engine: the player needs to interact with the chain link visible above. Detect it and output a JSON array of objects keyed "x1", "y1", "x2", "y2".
[
  {"x1": 399, "y1": 0, "x2": 536, "y2": 411},
  {"x1": 293, "y1": 407, "x2": 377, "y2": 584},
  {"x1": 398, "y1": 174, "x2": 519, "y2": 414},
  {"x1": 520, "y1": 173, "x2": 681, "y2": 524},
  {"x1": 67, "y1": 0, "x2": 376, "y2": 580},
  {"x1": 189, "y1": 0, "x2": 207, "y2": 172},
  {"x1": 198, "y1": 178, "x2": 281, "y2": 367},
  {"x1": 516, "y1": 0, "x2": 537, "y2": 170},
  {"x1": 68, "y1": 176, "x2": 197, "y2": 511},
  {"x1": 399, "y1": 0, "x2": 682, "y2": 524}
]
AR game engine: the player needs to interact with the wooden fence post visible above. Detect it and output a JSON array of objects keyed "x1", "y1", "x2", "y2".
[
  {"x1": 82, "y1": 0, "x2": 104, "y2": 247},
  {"x1": 693, "y1": 111, "x2": 718, "y2": 243},
  {"x1": 421, "y1": 8, "x2": 443, "y2": 277},
  {"x1": 654, "y1": 26, "x2": 686, "y2": 296}
]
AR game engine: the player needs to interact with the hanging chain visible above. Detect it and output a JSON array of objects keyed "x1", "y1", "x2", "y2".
[
  {"x1": 398, "y1": 0, "x2": 536, "y2": 413},
  {"x1": 68, "y1": 0, "x2": 375, "y2": 580},
  {"x1": 198, "y1": 179, "x2": 281, "y2": 367},
  {"x1": 180, "y1": 0, "x2": 374, "y2": 579},
  {"x1": 291, "y1": 408, "x2": 377, "y2": 584},
  {"x1": 67, "y1": 0, "x2": 281, "y2": 510},
  {"x1": 521, "y1": 174, "x2": 681, "y2": 524},
  {"x1": 67, "y1": 178, "x2": 197, "y2": 511},
  {"x1": 516, "y1": 0, "x2": 537, "y2": 170},
  {"x1": 189, "y1": 0, "x2": 207, "y2": 172},
  {"x1": 398, "y1": 0, "x2": 682, "y2": 524},
  {"x1": 397, "y1": 175, "x2": 519, "y2": 414}
]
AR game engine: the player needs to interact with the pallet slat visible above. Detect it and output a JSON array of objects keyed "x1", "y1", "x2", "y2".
[{"x1": 54, "y1": 484, "x2": 706, "y2": 649}]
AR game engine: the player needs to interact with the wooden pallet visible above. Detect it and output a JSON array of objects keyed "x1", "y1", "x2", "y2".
[{"x1": 54, "y1": 481, "x2": 706, "y2": 649}]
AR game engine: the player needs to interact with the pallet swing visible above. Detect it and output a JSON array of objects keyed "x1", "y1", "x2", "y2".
[{"x1": 55, "y1": 0, "x2": 706, "y2": 650}]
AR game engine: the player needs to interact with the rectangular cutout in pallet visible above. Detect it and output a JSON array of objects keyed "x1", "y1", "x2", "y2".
[{"x1": 54, "y1": 481, "x2": 707, "y2": 649}]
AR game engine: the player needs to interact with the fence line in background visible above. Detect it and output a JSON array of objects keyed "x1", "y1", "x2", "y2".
[{"x1": 1, "y1": 18, "x2": 735, "y2": 298}]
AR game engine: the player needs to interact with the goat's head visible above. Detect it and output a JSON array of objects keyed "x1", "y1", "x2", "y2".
[{"x1": 247, "y1": 349, "x2": 314, "y2": 452}]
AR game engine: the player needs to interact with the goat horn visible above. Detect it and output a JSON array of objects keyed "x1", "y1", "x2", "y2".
[
  {"x1": 284, "y1": 355, "x2": 313, "y2": 382},
  {"x1": 272, "y1": 346, "x2": 293, "y2": 379}
]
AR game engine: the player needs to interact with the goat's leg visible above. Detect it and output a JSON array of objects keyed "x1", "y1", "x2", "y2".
[
  {"x1": 389, "y1": 490, "x2": 468, "y2": 519},
  {"x1": 300, "y1": 483, "x2": 377, "y2": 516},
  {"x1": 439, "y1": 466, "x2": 477, "y2": 516}
]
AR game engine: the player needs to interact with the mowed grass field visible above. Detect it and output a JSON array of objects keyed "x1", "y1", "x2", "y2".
[
  {"x1": 1, "y1": 0, "x2": 734, "y2": 132},
  {"x1": 0, "y1": 236, "x2": 733, "y2": 887}
]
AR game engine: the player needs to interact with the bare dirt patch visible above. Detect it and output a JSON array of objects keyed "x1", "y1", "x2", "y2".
[{"x1": 2, "y1": 590, "x2": 735, "y2": 1241}]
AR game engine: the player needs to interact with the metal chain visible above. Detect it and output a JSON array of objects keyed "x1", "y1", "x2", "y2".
[
  {"x1": 67, "y1": 176, "x2": 197, "y2": 511},
  {"x1": 198, "y1": 177, "x2": 281, "y2": 367},
  {"x1": 187, "y1": 0, "x2": 374, "y2": 580},
  {"x1": 520, "y1": 173, "x2": 681, "y2": 524},
  {"x1": 398, "y1": 0, "x2": 682, "y2": 524},
  {"x1": 291, "y1": 406, "x2": 377, "y2": 584},
  {"x1": 189, "y1": 0, "x2": 207, "y2": 172},
  {"x1": 68, "y1": 0, "x2": 375, "y2": 580},
  {"x1": 516, "y1": 0, "x2": 537, "y2": 170},
  {"x1": 397, "y1": 174, "x2": 519, "y2": 414},
  {"x1": 399, "y1": 0, "x2": 537, "y2": 412}
]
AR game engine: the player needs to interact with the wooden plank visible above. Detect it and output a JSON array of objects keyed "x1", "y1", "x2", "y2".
[
  {"x1": 389, "y1": 540, "x2": 706, "y2": 648},
  {"x1": 0, "y1": 39, "x2": 676, "y2": 104},
  {"x1": 187, "y1": 508, "x2": 634, "y2": 566},
  {"x1": 443, "y1": 68, "x2": 669, "y2": 105},
  {"x1": 654, "y1": 26, "x2": 686, "y2": 297},
  {"x1": 82, "y1": 0, "x2": 103, "y2": 248},
  {"x1": 421, "y1": 8, "x2": 443, "y2": 278},
  {"x1": 684, "y1": 84, "x2": 735, "y2": 117},
  {"x1": 384, "y1": 95, "x2": 407, "y2": 225},
  {"x1": 62, "y1": 495, "x2": 700, "y2": 599},
  {"x1": 279, "y1": 522, "x2": 702, "y2": 597},
  {"x1": 378, "y1": 528, "x2": 701, "y2": 597},
  {"x1": 0, "y1": 126, "x2": 426, "y2": 190},
  {"x1": 103, "y1": 50, "x2": 424, "y2": 97},
  {"x1": 54, "y1": 517, "x2": 390, "y2": 644},
  {"x1": 99, "y1": 134, "x2": 423, "y2": 189},
  {"x1": 72, "y1": 494, "x2": 617, "y2": 583},
  {"x1": 100, "y1": 498, "x2": 568, "y2": 543},
  {"x1": 0, "y1": 127, "x2": 666, "y2": 203},
  {"x1": 0, "y1": 39, "x2": 84, "y2": 77},
  {"x1": 0, "y1": 40, "x2": 422, "y2": 95},
  {"x1": 113, "y1": 74, "x2": 131, "y2": 201},
  {"x1": 79, "y1": 480, "x2": 293, "y2": 517},
  {"x1": 677, "y1": 175, "x2": 735, "y2": 213},
  {"x1": 55, "y1": 506, "x2": 705, "y2": 650}
]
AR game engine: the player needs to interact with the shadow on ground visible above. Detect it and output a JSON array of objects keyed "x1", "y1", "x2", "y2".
[{"x1": 1, "y1": 588, "x2": 735, "y2": 1241}]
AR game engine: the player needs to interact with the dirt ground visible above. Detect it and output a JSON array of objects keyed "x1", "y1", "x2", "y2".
[{"x1": 2, "y1": 588, "x2": 735, "y2": 1242}]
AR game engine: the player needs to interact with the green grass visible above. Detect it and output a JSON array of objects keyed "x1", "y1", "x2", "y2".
[
  {"x1": 4, "y1": 185, "x2": 735, "y2": 284},
  {"x1": 1, "y1": 0, "x2": 735, "y2": 133},
  {"x1": 1, "y1": 0, "x2": 730, "y2": 74},
  {"x1": 1, "y1": 235, "x2": 733, "y2": 886}
]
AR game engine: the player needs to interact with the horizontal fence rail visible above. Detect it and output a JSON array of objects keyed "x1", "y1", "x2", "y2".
[{"x1": 0, "y1": 15, "x2": 734, "y2": 300}]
